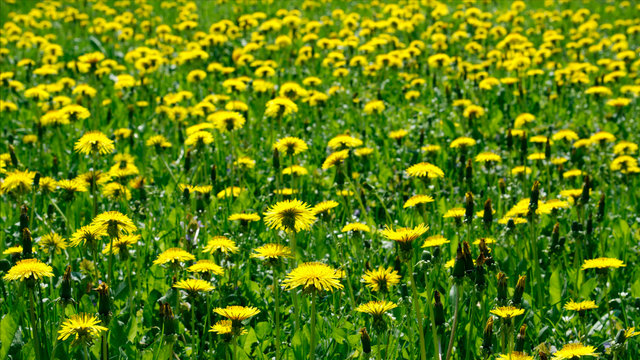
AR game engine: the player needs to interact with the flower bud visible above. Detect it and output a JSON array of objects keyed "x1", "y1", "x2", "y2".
[
  {"x1": 614, "y1": 329, "x2": 626, "y2": 345},
  {"x1": 586, "y1": 212, "x2": 593, "y2": 236},
  {"x1": 496, "y1": 272, "x2": 508, "y2": 302},
  {"x1": 210, "y1": 165, "x2": 217, "y2": 184},
  {"x1": 465, "y1": 159, "x2": 472, "y2": 181},
  {"x1": 529, "y1": 181, "x2": 540, "y2": 213},
  {"x1": 596, "y1": 194, "x2": 605, "y2": 222},
  {"x1": 60, "y1": 265, "x2": 74, "y2": 303},
  {"x1": 360, "y1": 328, "x2": 372, "y2": 354},
  {"x1": 20, "y1": 205, "x2": 29, "y2": 232},
  {"x1": 273, "y1": 149, "x2": 280, "y2": 171},
  {"x1": 182, "y1": 187, "x2": 190, "y2": 204},
  {"x1": 452, "y1": 243, "x2": 466, "y2": 279},
  {"x1": 483, "y1": 199, "x2": 493, "y2": 229},
  {"x1": 482, "y1": 317, "x2": 493, "y2": 352},
  {"x1": 520, "y1": 131, "x2": 527, "y2": 156},
  {"x1": 9, "y1": 144, "x2": 18, "y2": 167},
  {"x1": 515, "y1": 325, "x2": 526, "y2": 352},
  {"x1": 506, "y1": 129, "x2": 513, "y2": 150},
  {"x1": 475, "y1": 254, "x2": 486, "y2": 289},
  {"x1": 581, "y1": 175, "x2": 590, "y2": 206},
  {"x1": 462, "y1": 241, "x2": 474, "y2": 274},
  {"x1": 499, "y1": 178, "x2": 506, "y2": 194},
  {"x1": 95, "y1": 283, "x2": 111, "y2": 317},
  {"x1": 33, "y1": 172, "x2": 41, "y2": 188},
  {"x1": 22, "y1": 228, "x2": 33, "y2": 258},
  {"x1": 545, "y1": 138, "x2": 551, "y2": 159},
  {"x1": 513, "y1": 275, "x2": 526, "y2": 306},
  {"x1": 184, "y1": 150, "x2": 191, "y2": 173},
  {"x1": 539, "y1": 351, "x2": 548, "y2": 360},
  {"x1": 161, "y1": 302, "x2": 176, "y2": 335},
  {"x1": 434, "y1": 291, "x2": 445, "y2": 326},
  {"x1": 465, "y1": 192, "x2": 474, "y2": 224}
]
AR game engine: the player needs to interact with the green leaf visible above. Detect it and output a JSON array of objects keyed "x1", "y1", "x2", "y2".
[
  {"x1": 549, "y1": 268, "x2": 562, "y2": 309},
  {"x1": 80, "y1": 294, "x2": 97, "y2": 314},
  {"x1": 0, "y1": 313, "x2": 19, "y2": 359},
  {"x1": 331, "y1": 328, "x2": 347, "y2": 344},
  {"x1": 578, "y1": 278, "x2": 597, "y2": 300},
  {"x1": 255, "y1": 322, "x2": 272, "y2": 341},
  {"x1": 631, "y1": 278, "x2": 640, "y2": 298}
]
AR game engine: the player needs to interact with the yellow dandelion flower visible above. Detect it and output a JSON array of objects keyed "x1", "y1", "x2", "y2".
[
  {"x1": 283, "y1": 262, "x2": 344, "y2": 292},
  {"x1": 250, "y1": 243, "x2": 293, "y2": 259},
  {"x1": 355, "y1": 301, "x2": 398, "y2": 317},
  {"x1": 275, "y1": 137, "x2": 308, "y2": 156},
  {"x1": 74, "y1": 131, "x2": 115, "y2": 155},
  {"x1": 581, "y1": 257, "x2": 625, "y2": 270},
  {"x1": 264, "y1": 199, "x2": 316, "y2": 233},
  {"x1": 3, "y1": 259, "x2": 54, "y2": 282},
  {"x1": 174, "y1": 278, "x2": 215, "y2": 293},
  {"x1": 403, "y1": 194, "x2": 435, "y2": 208},
  {"x1": 153, "y1": 248, "x2": 196, "y2": 265},
  {"x1": 322, "y1": 150, "x2": 349, "y2": 169},
  {"x1": 405, "y1": 162, "x2": 445, "y2": 178},
  {"x1": 551, "y1": 343, "x2": 597, "y2": 359},
  {"x1": 57, "y1": 314, "x2": 108, "y2": 345},
  {"x1": 490, "y1": 306, "x2": 525, "y2": 319},
  {"x1": 342, "y1": 223, "x2": 371, "y2": 233},
  {"x1": 361, "y1": 267, "x2": 401, "y2": 292},
  {"x1": 188, "y1": 260, "x2": 224, "y2": 276}
]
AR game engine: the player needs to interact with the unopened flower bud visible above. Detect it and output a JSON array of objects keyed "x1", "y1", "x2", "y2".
[
  {"x1": 9, "y1": 144, "x2": 18, "y2": 167},
  {"x1": 513, "y1": 275, "x2": 526, "y2": 306},
  {"x1": 33, "y1": 172, "x2": 41, "y2": 188},
  {"x1": 184, "y1": 150, "x2": 191, "y2": 173},
  {"x1": 475, "y1": 254, "x2": 486, "y2": 289},
  {"x1": 596, "y1": 194, "x2": 605, "y2": 222},
  {"x1": 95, "y1": 283, "x2": 111, "y2": 317},
  {"x1": 465, "y1": 192, "x2": 474, "y2": 224},
  {"x1": 586, "y1": 212, "x2": 593, "y2": 236},
  {"x1": 273, "y1": 149, "x2": 280, "y2": 171},
  {"x1": 462, "y1": 241, "x2": 474, "y2": 274},
  {"x1": 210, "y1": 165, "x2": 217, "y2": 184},
  {"x1": 515, "y1": 325, "x2": 526, "y2": 352},
  {"x1": 434, "y1": 291, "x2": 445, "y2": 326},
  {"x1": 506, "y1": 129, "x2": 513, "y2": 150},
  {"x1": 497, "y1": 272, "x2": 508, "y2": 302},
  {"x1": 360, "y1": 328, "x2": 372, "y2": 354},
  {"x1": 60, "y1": 265, "x2": 74, "y2": 303},
  {"x1": 452, "y1": 243, "x2": 466, "y2": 279},
  {"x1": 545, "y1": 138, "x2": 551, "y2": 159},
  {"x1": 499, "y1": 178, "x2": 506, "y2": 194},
  {"x1": 465, "y1": 159, "x2": 472, "y2": 181},
  {"x1": 581, "y1": 175, "x2": 590, "y2": 205},
  {"x1": 483, "y1": 199, "x2": 493, "y2": 228},
  {"x1": 22, "y1": 228, "x2": 33, "y2": 258},
  {"x1": 482, "y1": 317, "x2": 494, "y2": 352},
  {"x1": 529, "y1": 181, "x2": 540, "y2": 213}
]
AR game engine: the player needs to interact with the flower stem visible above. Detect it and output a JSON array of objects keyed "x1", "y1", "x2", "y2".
[
  {"x1": 424, "y1": 271, "x2": 441, "y2": 360},
  {"x1": 309, "y1": 291, "x2": 317, "y2": 360},
  {"x1": 464, "y1": 290, "x2": 476, "y2": 360},
  {"x1": 274, "y1": 270, "x2": 281, "y2": 360},
  {"x1": 191, "y1": 298, "x2": 197, "y2": 360},
  {"x1": 107, "y1": 235, "x2": 117, "y2": 286},
  {"x1": 445, "y1": 284, "x2": 461, "y2": 360},
  {"x1": 408, "y1": 261, "x2": 427, "y2": 360},
  {"x1": 29, "y1": 289, "x2": 42, "y2": 360}
]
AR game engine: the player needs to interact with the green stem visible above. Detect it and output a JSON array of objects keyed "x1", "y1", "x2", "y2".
[
  {"x1": 309, "y1": 292, "x2": 317, "y2": 360},
  {"x1": 29, "y1": 289, "x2": 42, "y2": 360},
  {"x1": 191, "y1": 298, "x2": 197, "y2": 360},
  {"x1": 424, "y1": 271, "x2": 440, "y2": 360},
  {"x1": 274, "y1": 270, "x2": 281, "y2": 360},
  {"x1": 107, "y1": 235, "x2": 117, "y2": 286},
  {"x1": 408, "y1": 261, "x2": 427, "y2": 360},
  {"x1": 445, "y1": 284, "x2": 461, "y2": 360},
  {"x1": 464, "y1": 290, "x2": 476, "y2": 360}
]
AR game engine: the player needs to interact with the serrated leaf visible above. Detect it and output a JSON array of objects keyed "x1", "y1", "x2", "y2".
[{"x1": 549, "y1": 268, "x2": 562, "y2": 309}]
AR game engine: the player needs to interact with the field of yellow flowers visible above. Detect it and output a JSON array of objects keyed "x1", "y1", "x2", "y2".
[{"x1": 1, "y1": 0, "x2": 640, "y2": 359}]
